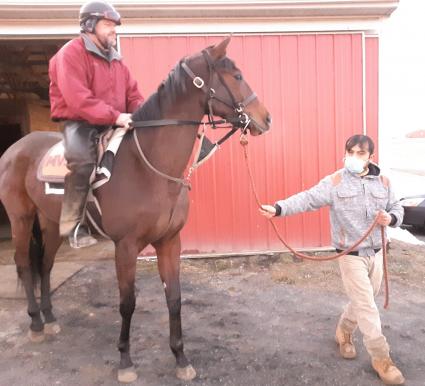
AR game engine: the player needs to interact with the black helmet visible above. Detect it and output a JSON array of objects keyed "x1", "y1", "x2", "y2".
[{"x1": 79, "y1": 1, "x2": 121, "y2": 33}]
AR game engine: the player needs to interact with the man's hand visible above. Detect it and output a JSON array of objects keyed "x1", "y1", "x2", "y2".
[
  {"x1": 259, "y1": 204, "x2": 276, "y2": 219},
  {"x1": 115, "y1": 113, "x2": 133, "y2": 130},
  {"x1": 376, "y1": 210, "x2": 392, "y2": 226}
]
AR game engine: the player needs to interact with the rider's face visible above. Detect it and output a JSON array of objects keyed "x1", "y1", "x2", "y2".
[{"x1": 94, "y1": 19, "x2": 117, "y2": 50}]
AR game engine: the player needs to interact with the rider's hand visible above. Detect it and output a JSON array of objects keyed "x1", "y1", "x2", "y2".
[
  {"x1": 376, "y1": 210, "x2": 392, "y2": 226},
  {"x1": 259, "y1": 204, "x2": 277, "y2": 219},
  {"x1": 115, "y1": 113, "x2": 133, "y2": 130}
]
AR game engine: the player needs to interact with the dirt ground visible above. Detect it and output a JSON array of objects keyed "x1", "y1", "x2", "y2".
[{"x1": 0, "y1": 238, "x2": 424, "y2": 386}]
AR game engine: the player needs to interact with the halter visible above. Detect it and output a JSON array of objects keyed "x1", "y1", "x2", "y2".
[
  {"x1": 130, "y1": 49, "x2": 264, "y2": 187},
  {"x1": 180, "y1": 49, "x2": 259, "y2": 135},
  {"x1": 130, "y1": 48, "x2": 262, "y2": 136}
]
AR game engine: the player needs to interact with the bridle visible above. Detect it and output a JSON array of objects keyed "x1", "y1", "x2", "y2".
[
  {"x1": 130, "y1": 48, "x2": 265, "y2": 186},
  {"x1": 180, "y1": 49, "x2": 259, "y2": 135},
  {"x1": 130, "y1": 48, "x2": 263, "y2": 136}
]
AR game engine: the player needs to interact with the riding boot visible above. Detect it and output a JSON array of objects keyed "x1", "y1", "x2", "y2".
[
  {"x1": 60, "y1": 120, "x2": 105, "y2": 248},
  {"x1": 59, "y1": 164, "x2": 93, "y2": 237}
]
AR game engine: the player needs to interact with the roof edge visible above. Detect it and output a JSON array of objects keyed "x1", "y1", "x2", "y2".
[{"x1": 0, "y1": 1, "x2": 399, "y2": 21}]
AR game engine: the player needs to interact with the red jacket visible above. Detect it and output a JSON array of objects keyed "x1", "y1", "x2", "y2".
[{"x1": 49, "y1": 35, "x2": 144, "y2": 125}]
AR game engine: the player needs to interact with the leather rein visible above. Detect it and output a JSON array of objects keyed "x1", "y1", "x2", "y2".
[
  {"x1": 239, "y1": 135, "x2": 391, "y2": 309},
  {"x1": 130, "y1": 49, "x2": 259, "y2": 187}
]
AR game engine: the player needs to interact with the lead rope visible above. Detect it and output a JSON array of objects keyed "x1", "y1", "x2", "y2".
[
  {"x1": 382, "y1": 229, "x2": 389, "y2": 308},
  {"x1": 239, "y1": 134, "x2": 390, "y2": 308}
]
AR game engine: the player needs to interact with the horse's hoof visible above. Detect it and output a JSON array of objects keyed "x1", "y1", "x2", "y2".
[
  {"x1": 176, "y1": 365, "x2": 196, "y2": 381},
  {"x1": 27, "y1": 329, "x2": 45, "y2": 343},
  {"x1": 44, "y1": 322, "x2": 61, "y2": 335},
  {"x1": 117, "y1": 366, "x2": 138, "y2": 383}
]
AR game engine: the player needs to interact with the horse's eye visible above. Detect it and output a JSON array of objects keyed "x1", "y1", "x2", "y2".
[{"x1": 234, "y1": 74, "x2": 243, "y2": 81}]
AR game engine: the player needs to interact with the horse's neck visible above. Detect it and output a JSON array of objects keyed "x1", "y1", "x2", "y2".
[{"x1": 134, "y1": 97, "x2": 204, "y2": 178}]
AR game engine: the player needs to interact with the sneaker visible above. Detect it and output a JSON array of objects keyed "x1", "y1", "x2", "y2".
[{"x1": 68, "y1": 224, "x2": 98, "y2": 249}]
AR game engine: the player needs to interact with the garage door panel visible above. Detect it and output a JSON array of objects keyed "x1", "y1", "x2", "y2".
[{"x1": 120, "y1": 33, "x2": 376, "y2": 254}]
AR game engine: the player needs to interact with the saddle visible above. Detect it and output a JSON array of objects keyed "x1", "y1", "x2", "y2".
[{"x1": 37, "y1": 127, "x2": 126, "y2": 193}]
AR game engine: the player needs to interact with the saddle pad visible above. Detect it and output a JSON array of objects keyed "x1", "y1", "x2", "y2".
[
  {"x1": 37, "y1": 141, "x2": 69, "y2": 183},
  {"x1": 37, "y1": 127, "x2": 126, "y2": 187}
]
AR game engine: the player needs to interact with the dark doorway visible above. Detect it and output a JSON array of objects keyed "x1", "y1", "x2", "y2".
[
  {"x1": 0, "y1": 123, "x2": 22, "y2": 156},
  {"x1": 0, "y1": 123, "x2": 22, "y2": 239},
  {"x1": 0, "y1": 39, "x2": 66, "y2": 240}
]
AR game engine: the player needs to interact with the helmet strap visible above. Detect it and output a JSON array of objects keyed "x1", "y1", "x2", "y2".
[{"x1": 81, "y1": 17, "x2": 97, "y2": 33}]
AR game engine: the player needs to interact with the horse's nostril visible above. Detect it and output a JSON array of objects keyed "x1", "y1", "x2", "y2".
[{"x1": 266, "y1": 115, "x2": 272, "y2": 125}]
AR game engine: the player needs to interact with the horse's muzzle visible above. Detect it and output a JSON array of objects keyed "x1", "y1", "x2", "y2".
[{"x1": 247, "y1": 114, "x2": 271, "y2": 135}]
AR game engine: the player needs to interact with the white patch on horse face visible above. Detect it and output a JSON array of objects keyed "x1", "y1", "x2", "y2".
[{"x1": 163, "y1": 282, "x2": 167, "y2": 289}]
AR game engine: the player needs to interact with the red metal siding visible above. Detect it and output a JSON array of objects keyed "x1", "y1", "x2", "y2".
[{"x1": 120, "y1": 33, "x2": 377, "y2": 254}]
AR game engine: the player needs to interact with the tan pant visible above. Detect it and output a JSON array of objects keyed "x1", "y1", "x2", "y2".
[{"x1": 338, "y1": 250, "x2": 390, "y2": 359}]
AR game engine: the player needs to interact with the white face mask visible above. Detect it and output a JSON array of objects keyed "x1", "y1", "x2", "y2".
[{"x1": 344, "y1": 156, "x2": 367, "y2": 174}]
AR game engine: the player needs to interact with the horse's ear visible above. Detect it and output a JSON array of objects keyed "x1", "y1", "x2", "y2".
[{"x1": 210, "y1": 36, "x2": 231, "y2": 60}]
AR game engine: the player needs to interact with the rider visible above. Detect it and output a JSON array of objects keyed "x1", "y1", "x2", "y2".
[
  {"x1": 49, "y1": 0, "x2": 144, "y2": 248},
  {"x1": 259, "y1": 134, "x2": 405, "y2": 385}
]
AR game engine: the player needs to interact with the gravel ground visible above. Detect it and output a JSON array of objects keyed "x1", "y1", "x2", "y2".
[{"x1": 0, "y1": 239, "x2": 424, "y2": 386}]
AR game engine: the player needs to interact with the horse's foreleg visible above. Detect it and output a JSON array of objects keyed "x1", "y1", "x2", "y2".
[
  {"x1": 154, "y1": 233, "x2": 196, "y2": 381},
  {"x1": 115, "y1": 241, "x2": 138, "y2": 383},
  {"x1": 38, "y1": 215, "x2": 62, "y2": 335}
]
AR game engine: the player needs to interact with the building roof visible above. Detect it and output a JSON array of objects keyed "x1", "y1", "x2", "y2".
[
  {"x1": 0, "y1": 1, "x2": 399, "y2": 20},
  {"x1": 0, "y1": 0, "x2": 399, "y2": 36}
]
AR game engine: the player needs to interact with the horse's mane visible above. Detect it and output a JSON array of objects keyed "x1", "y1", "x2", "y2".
[
  {"x1": 132, "y1": 60, "x2": 187, "y2": 122},
  {"x1": 131, "y1": 54, "x2": 237, "y2": 122}
]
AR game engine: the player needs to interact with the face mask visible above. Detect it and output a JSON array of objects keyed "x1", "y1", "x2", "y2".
[{"x1": 344, "y1": 156, "x2": 367, "y2": 174}]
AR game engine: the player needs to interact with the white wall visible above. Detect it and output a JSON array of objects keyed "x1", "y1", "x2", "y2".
[
  {"x1": 379, "y1": 0, "x2": 425, "y2": 170},
  {"x1": 380, "y1": 0, "x2": 425, "y2": 138},
  {"x1": 379, "y1": 0, "x2": 425, "y2": 192}
]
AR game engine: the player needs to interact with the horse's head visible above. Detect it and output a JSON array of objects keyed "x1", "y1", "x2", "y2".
[{"x1": 182, "y1": 37, "x2": 271, "y2": 136}]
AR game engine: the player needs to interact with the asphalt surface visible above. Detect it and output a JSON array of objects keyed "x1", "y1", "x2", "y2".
[{"x1": 0, "y1": 252, "x2": 424, "y2": 386}]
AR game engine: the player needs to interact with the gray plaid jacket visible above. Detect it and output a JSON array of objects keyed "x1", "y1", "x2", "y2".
[{"x1": 275, "y1": 163, "x2": 404, "y2": 256}]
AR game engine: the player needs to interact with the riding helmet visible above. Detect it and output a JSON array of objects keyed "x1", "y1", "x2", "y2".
[{"x1": 79, "y1": 1, "x2": 121, "y2": 33}]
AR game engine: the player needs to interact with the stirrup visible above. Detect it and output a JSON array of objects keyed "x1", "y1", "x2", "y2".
[{"x1": 68, "y1": 223, "x2": 97, "y2": 249}]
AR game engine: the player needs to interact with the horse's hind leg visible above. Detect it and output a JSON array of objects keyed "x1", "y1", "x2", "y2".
[
  {"x1": 7, "y1": 205, "x2": 45, "y2": 342},
  {"x1": 154, "y1": 233, "x2": 196, "y2": 381},
  {"x1": 37, "y1": 213, "x2": 62, "y2": 335}
]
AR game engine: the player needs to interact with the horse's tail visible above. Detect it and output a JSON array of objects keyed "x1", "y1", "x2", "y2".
[{"x1": 27, "y1": 213, "x2": 44, "y2": 288}]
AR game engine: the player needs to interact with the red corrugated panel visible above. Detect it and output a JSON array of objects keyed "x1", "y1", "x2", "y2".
[{"x1": 120, "y1": 33, "x2": 376, "y2": 254}]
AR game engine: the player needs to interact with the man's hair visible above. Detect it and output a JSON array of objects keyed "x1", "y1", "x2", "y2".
[{"x1": 345, "y1": 134, "x2": 374, "y2": 155}]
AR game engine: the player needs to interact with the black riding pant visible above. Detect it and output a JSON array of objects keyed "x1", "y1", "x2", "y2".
[
  {"x1": 62, "y1": 120, "x2": 107, "y2": 173},
  {"x1": 60, "y1": 120, "x2": 108, "y2": 232}
]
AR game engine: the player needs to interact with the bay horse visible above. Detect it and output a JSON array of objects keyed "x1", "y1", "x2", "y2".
[{"x1": 0, "y1": 37, "x2": 271, "y2": 383}]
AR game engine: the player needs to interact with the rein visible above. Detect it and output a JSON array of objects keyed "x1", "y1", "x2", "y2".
[
  {"x1": 239, "y1": 134, "x2": 390, "y2": 309},
  {"x1": 132, "y1": 129, "x2": 191, "y2": 188}
]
